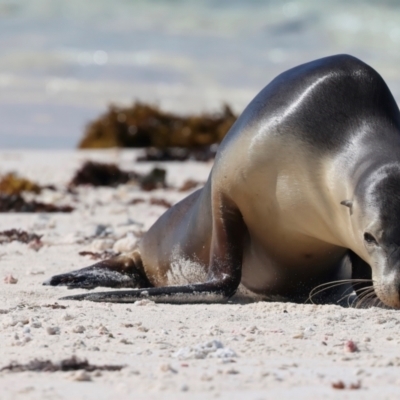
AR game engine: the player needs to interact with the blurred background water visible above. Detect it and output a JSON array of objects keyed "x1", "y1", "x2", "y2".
[{"x1": 1, "y1": 0, "x2": 400, "y2": 148}]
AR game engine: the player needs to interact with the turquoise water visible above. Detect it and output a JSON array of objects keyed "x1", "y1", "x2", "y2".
[{"x1": 1, "y1": 0, "x2": 400, "y2": 148}]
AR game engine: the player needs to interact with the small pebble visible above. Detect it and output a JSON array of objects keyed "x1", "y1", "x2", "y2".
[
  {"x1": 98, "y1": 326, "x2": 109, "y2": 334},
  {"x1": 159, "y1": 363, "x2": 177, "y2": 373},
  {"x1": 225, "y1": 368, "x2": 239, "y2": 375},
  {"x1": 292, "y1": 332, "x2": 304, "y2": 339},
  {"x1": 29, "y1": 318, "x2": 42, "y2": 328},
  {"x1": 46, "y1": 326, "x2": 60, "y2": 335},
  {"x1": 73, "y1": 325, "x2": 86, "y2": 334},
  {"x1": 62, "y1": 313, "x2": 74, "y2": 321},
  {"x1": 4, "y1": 275, "x2": 18, "y2": 284},
  {"x1": 344, "y1": 340, "x2": 358, "y2": 353},
  {"x1": 71, "y1": 370, "x2": 92, "y2": 382}
]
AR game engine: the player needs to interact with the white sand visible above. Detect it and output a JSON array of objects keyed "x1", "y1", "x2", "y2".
[{"x1": 1, "y1": 150, "x2": 400, "y2": 399}]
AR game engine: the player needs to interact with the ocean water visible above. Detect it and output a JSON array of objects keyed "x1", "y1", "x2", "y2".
[{"x1": 1, "y1": 0, "x2": 400, "y2": 148}]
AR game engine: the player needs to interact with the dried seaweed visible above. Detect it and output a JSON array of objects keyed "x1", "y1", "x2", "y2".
[
  {"x1": 1, "y1": 356, "x2": 124, "y2": 373},
  {"x1": 69, "y1": 161, "x2": 134, "y2": 187},
  {"x1": 0, "y1": 194, "x2": 73, "y2": 213},
  {"x1": 130, "y1": 198, "x2": 146, "y2": 205},
  {"x1": 129, "y1": 197, "x2": 171, "y2": 208},
  {"x1": 78, "y1": 102, "x2": 236, "y2": 149},
  {"x1": 179, "y1": 179, "x2": 203, "y2": 192},
  {"x1": 149, "y1": 198, "x2": 172, "y2": 208},
  {"x1": 136, "y1": 145, "x2": 217, "y2": 162},
  {"x1": 42, "y1": 303, "x2": 67, "y2": 310},
  {"x1": 79, "y1": 250, "x2": 120, "y2": 260},
  {"x1": 0, "y1": 173, "x2": 41, "y2": 195},
  {"x1": 139, "y1": 168, "x2": 166, "y2": 191},
  {"x1": 69, "y1": 161, "x2": 166, "y2": 191},
  {"x1": 0, "y1": 229, "x2": 42, "y2": 245}
]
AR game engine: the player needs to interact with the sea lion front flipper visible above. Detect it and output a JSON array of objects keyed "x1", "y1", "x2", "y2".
[
  {"x1": 55, "y1": 194, "x2": 246, "y2": 303},
  {"x1": 43, "y1": 252, "x2": 150, "y2": 290}
]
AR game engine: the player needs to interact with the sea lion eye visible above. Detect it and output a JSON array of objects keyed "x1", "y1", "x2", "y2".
[{"x1": 364, "y1": 232, "x2": 378, "y2": 246}]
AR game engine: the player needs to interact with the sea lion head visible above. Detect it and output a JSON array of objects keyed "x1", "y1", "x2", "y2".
[{"x1": 346, "y1": 165, "x2": 400, "y2": 308}]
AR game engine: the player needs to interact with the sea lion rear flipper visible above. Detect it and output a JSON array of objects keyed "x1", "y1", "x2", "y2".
[
  {"x1": 58, "y1": 283, "x2": 231, "y2": 303},
  {"x1": 43, "y1": 252, "x2": 150, "y2": 290},
  {"x1": 46, "y1": 194, "x2": 246, "y2": 303}
]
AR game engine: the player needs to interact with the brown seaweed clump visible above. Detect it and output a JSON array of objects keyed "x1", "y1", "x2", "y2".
[
  {"x1": 1, "y1": 356, "x2": 124, "y2": 373},
  {"x1": 136, "y1": 145, "x2": 217, "y2": 162},
  {"x1": 78, "y1": 250, "x2": 120, "y2": 260},
  {"x1": 0, "y1": 229, "x2": 42, "y2": 245},
  {"x1": 69, "y1": 161, "x2": 134, "y2": 187},
  {"x1": 0, "y1": 194, "x2": 73, "y2": 213},
  {"x1": 0, "y1": 172, "x2": 68, "y2": 213},
  {"x1": 0, "y1": 173, "x2": 41, "y2": 195},
  {"x1": 78, "y1": 102, "x2": 237, "y2": 149},
  {"x1": 69, "y1": 161, "x2": 167, "y2": 191}
]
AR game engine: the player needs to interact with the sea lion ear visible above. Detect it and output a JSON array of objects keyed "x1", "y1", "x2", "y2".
[{"x1": 340, "y1": 200, "x2": 353, "y2": 215}]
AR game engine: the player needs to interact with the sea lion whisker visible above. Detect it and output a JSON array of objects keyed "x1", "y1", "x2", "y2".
[
  {"x1": 336, "y1": 281, "x2": 374, "y2": 307},
  {"x1": 354, "y1": 289, "x2": 377, "y2": 309},
  {"x1": 348, "y1": 285, "x2": 376, "y2": 308},
  {"x1": 307, "y1": 279, "x2": 372, "y2": 304}
]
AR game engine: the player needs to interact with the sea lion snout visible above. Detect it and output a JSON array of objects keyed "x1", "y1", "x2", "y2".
[{"x1": 369, "y1": 250, "x2": 400, "y2": 309}]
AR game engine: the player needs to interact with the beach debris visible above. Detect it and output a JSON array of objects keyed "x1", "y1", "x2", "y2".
[
  {"x1": 69, "y1": 161, "x2": 167, "y2": 190},
  {"x1": 331, "y1": 380, "x2": 361, "y2": 390},
  {"x1": 179, "y1": 179, "x2": 203, "y2": 192},
  {"x1": 1, "y1": 356, "x2": 124, "y2": 373},
  {"x1": 69, "y1": 161, "x2": 133, "y2": 187},
  {"x1": 139, "y1": 167, "x2": 167, "y2": 191},
  {"x1": 331, "y1": 381, "x2": 345, "y2": 390},
  {"x1": 46, "y1": 326, "x2": 60, "y2": 335},
  {"x1": 0, "y1": 173, "x2": 41, "y2": 195},
  {"x1": 28, "y1": 238, "x2": 44, "y2": 251},
  {"x1": 130, "y1": 197, "x2": 172, "y2": 208},
  {"x1": 78, "y1": 102, "x2": 236, "y2": 149},
  {"x1": 42, "y1": 303, "x2": 67, "y2": 310},
  {"x1": 174, "y1": 340, "x2": 237, "y2": 360},
  {"x1": 3, "y1": 315, "x2": 29, "y2": 327},
  {"x1": 0, "y1": 229, "x2": 42, "y2": 245},
  {"x1": 225, "y1": 368, "x2": 239, "y2": 375},
  {"x1": 137, "y1": 145, "x2": 218, "y2": 162},
  {"x1": 180, "y1": 384, "x2": 189, "y2": 392},
  {"x1": 0, "y1": 193, "x2": 73, "y2": 213},
  {"x1": 159, "y1": 363, "x2": 177, "y2": 373},
  {"x1": 130, "y1": 198, "x2": 145, "y2": 205},
  {"x1": 344, "y1": 340, "x2": 358, "y2": 353},
  {"x1": 4, "y1": 274, "x2": 18, "y2": 284},
  {"x1": 71, "y1": 370, "x2": 92, "y2": 381},
  {"x1": 149, "y1": 198, "x2": 172, "y2": 208},
  {"x1": 78, "y1": 250, "x2": 119, "y2": 260},
  {"x1": 72, "y1": 325, "x2": 86, "y2": 334},
  {"x1": 85, "y1": 238, "x2": 115, "y2": 252},
  {"x1": 112, "y1": 236, "x2": 137, "y2": 253}
]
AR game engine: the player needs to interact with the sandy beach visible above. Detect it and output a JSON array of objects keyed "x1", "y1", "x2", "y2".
[{"x1": 0, "y1": 149, "x2": 399, "y2": 399}]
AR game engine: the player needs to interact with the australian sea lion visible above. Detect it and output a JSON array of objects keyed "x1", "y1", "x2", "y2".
[{"x1": 45, "y1": 54, "x2": 400, "y2": 308}]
